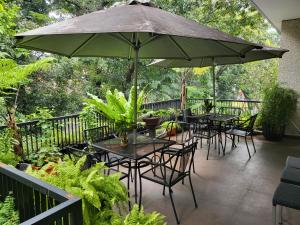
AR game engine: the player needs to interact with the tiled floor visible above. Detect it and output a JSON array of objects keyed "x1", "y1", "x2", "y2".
[{"x1": 138, "y1": 135, "x2": 300, "y2": 225}]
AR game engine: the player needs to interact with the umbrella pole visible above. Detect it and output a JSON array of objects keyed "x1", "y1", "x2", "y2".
[
  {"x1": 133, "y1": 46, "x2": 139, "y2": 141},
  {"x1": 212, "y1": 59, "x2": 216, "y2": 113}
]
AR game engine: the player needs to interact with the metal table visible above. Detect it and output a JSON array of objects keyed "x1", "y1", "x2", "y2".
[
  {"x1": 200, "y1": 113, "x2": 238, "y2": 154},
  {"x1": 91, "y1": 134, "x2": 175, "y2": 203}
]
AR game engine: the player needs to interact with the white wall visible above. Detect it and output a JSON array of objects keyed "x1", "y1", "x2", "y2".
[{"x1": 279, "y1": 18, "x2": 300, "y2": 136}]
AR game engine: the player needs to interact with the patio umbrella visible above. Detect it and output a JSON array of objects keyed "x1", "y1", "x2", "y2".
[
  {"x1": 149, "y1": 46, "x2": 288, "y2": 111},
  {"x1": 15, "y1": 0, "x2": 262, "y2": 128}
]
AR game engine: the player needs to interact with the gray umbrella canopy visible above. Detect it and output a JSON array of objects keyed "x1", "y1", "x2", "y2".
[
  {"x1": 15, "y1": 1, "x2": 262, "y2": 127},
  {"x1": 149, "y1": 46, "x2": 288, "y2": 112},
  {"x1": 148, "y1": 46, "x2": 288, "y2": 68}
]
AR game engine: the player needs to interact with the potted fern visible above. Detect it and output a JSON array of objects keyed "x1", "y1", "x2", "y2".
[
  {"x1": 85, "y1": 86, "x2": 145, "y2": 144},
  {"x1": 261, "y1": 83, "x2": 298, "y2": 141}
]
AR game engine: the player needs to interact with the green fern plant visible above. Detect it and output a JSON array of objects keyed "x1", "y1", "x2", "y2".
[
  {"x1": 84, "y1": 86, "x2": 145, "y2": 134},
  {"x1": 26, "y1": 156, "x2": 128, "y2": 225},
  {"x1": 0, "y1": 192, "x2": 19, "y2": 225},
  {"x1": 27, "y1": 156, "x2": 166, "y2": 225},
  {"x1": 124, "y1": 205, "x2": 166, "y2": 225}
]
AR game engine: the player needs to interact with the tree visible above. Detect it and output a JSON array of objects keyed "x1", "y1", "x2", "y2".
[{"x1": 0, "y1": 58, "x2": 53, "y2": 158}]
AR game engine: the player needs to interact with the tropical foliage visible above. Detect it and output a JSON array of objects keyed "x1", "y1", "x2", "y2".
[
  {"x1": 27, "y1": 156, "x2": 166, "y2": 225},
  {"x1": 261, "y1": 83, "x2": 299, "y2": 127},
  {"x1": 0, "y1": 192, "x2": 19, "y2": 225},
  {"x1": 84, "y1": 86, "x2": 145, "y2": 132}
]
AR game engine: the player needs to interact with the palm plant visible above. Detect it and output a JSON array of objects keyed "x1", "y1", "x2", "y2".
[{"x1": 84, "y1": 86, "x2": 145, "y2": 137}]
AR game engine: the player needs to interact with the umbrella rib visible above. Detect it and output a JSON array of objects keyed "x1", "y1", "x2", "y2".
[
  {"x1": 168, "y1": 36, "x2": 191, "y2": 61},
  {"x1": 140, "y1": 34, "x2": 162, "y2": 48},
  {"x1": 109, "y1": 33, "x2": 134, "y2": 48},
  {"x1": 69, "y1": 34, "x2": 98, "y2": 57},
  {"x1": 215, "y1": 41, "x2": 244, "y2": 57},
  {"x1": 16, "y1": 35, "x2": 44, "y2": 46}
]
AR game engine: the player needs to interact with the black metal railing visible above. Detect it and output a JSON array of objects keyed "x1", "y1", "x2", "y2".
[
  {"x1": 0, "y1": 98, "x2": 261, "y2": 157},
  {"x1": 0, "y1": 162, "x2": 82, "y2": 225}
]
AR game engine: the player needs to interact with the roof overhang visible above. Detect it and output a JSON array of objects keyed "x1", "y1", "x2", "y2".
[{"x1": 250, "y1": 0, "x2": 300, "y2": 32}]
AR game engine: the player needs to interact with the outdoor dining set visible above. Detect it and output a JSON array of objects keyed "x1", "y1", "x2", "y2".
[{"x1": 65, "y1": 107, "x2": 258, "y2": 224}]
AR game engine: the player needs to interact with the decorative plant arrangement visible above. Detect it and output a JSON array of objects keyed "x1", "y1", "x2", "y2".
[
  {"x1": 260, "y1": 83, "x2": 299, "y2": 141},
  {"x1": 203, "y1": 99, "x2": 214, "y2": 113},
  {"x1": 0, "y1": 192, "x2": 19, "y2": 225},
  {"x1": 27, "y1": 156, "x2": 166, "y2": 225},
  {"x1": 84, "y1": 86, "x2": 145, "y2": 144}
]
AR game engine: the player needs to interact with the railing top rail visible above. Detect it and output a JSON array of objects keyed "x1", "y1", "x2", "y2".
[
  {"x1": 0, "y1": 162, "x2": 77, "y2": 202},
  {"x1": 19, "y1": 197, "x2": 82, "y2": 225}
]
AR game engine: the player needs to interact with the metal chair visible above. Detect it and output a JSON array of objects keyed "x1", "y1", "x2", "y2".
[
  {"x1": 218, "y1": 106, "x2": 242, "y2": 116},
  {"x1": 224, "y1": 114, "x2": 257, "y2": 159},
  {"x1": 193, "y1": 116, "x2": 218, "y2": 160},
  {"x1": 138, "y1": 142, "x2": 198, "y2": 224}
]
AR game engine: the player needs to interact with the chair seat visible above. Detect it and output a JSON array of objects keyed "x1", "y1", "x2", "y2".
[
  {"x1": 286, "y1": 156, "x2": 300, "y2": 169},
  {"x1": 194, "y1": 129, "x2": 218, "y2": 139},
  {"x1": 141, "y1": 166, "x2": 186, "y2": 186},
  {"x1": 281, "y1": 167, "x2": 300, "y2": 186},
  {"x1": 225, "y1": 128, "x2": 249, "y2": 137},
  {"x1": 273, "y1": 182, "x2": 300, "y2": 210}
]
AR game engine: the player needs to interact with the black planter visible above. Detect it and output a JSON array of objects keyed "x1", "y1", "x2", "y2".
[{"x1": 262, "y1": 123, "x2": 285, "y2": 141}]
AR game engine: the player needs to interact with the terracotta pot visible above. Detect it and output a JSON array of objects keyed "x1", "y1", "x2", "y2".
[{"x1": 167, "y1": 128, "x2": 177, "y2": 136}]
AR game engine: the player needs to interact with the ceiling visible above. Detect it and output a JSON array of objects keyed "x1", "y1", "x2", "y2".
[{"x1": 250, "y1": 0, "x2": 300, "y2": 32}]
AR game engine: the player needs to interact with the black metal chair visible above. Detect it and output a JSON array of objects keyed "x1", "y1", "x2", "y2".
[
  {"x1": 83, "y1": 126, "x2": 116, "y2": 161},
  {"x1": 193, "y1": 117, "x2": 218, "y2": 160},
  {"x1": 138, "y1": 142, "x2": 198, "y2": 224},
  {"x1": 224, "y1": 114, "x2": 257, "y2": 159},
  {"x1": 163, "y1": 121, "x2": 197, "y2": 173},
  {"x1": 182, "y1": 108, "x2": 199, "y2": 123}
]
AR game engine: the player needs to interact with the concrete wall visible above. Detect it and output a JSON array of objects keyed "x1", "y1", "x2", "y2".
[{"x1": 279, "y1": 18, "x2": 300, "y2": 136}]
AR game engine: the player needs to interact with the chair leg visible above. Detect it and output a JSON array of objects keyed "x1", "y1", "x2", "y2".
[
  {"x1": 279, "y1": 206, "x2": 283, "y2": 224},
  {"x1": 169, "y1": 187, "x2": 180, "y2": 224},
  {"x1": 138, "y1": 174, "x2": 142, "y2": 208},
  {"x1": 188, "y1": 174, "x2": 198, "y2": 208},
  {"x1": 207, "y1": 139, "x2": 211, "y2": 160},
  {"x1": 162, "y1": 185, "x2": 166, "y2": 196},
  {"x1": 251, "y1": 135, "x2": 256, "y2": 153},
  {"x1": 273, "y1": 205, "x2": 277, "y2": 225},
  {"x1": 245, "y1": 136, "x2": 251, "y2": 159},
  {"x1": 192, "y1": 160, "x2": 196, "y2": 173},
  {"x1": 127, "y1": 167, "x2": 132, "y2": 210}
]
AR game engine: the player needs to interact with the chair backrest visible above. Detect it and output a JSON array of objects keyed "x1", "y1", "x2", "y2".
[
  {"x1": 165, "y1": 121, "x2": 193, "y2": 145},
  {"x1": 83, "y1": 126, "x2": 111, "y2": 144},
  {"x1": 245, "y1": 114, "x2": 258, "y2": 132},
  {"x1": 218, "y1": 107, "x2": 242, "y2": 116},
  {"x1": 162, "y1": 142, "x2": 197, "y2": 184}
]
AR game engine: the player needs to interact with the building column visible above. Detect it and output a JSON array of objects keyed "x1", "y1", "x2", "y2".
[{"x1": 279, "y1": 18, "x2": 300, "y2": 136}]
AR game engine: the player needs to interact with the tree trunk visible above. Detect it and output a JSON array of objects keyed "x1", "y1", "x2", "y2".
[{"x1": 180, "y1": 76, "x2": 187, "y2": 110}]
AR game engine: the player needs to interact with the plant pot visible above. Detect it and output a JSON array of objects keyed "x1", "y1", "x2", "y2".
[
  {"x1": 262, "y1": 123, "x2": 285, "y2": 141},
  {"x1": 142, "y1": 117, "x2": 161, "y2": 126},
  {"x1": 167, "y1": 128, "x2": 177, "y2": 136}
]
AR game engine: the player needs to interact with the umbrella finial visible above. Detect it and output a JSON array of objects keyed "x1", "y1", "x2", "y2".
[{"x1": 128, "y1": 0, "x2": 156, "y2": 7}]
